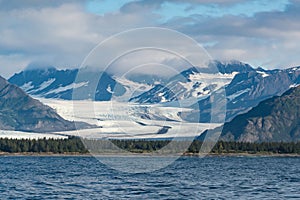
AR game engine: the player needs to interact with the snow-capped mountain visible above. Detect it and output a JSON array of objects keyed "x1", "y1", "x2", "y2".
[
  {"x1": 129, "y1": 61, "x2": 252, "y2": 104},
  {"x1": 128, "y1": 61, "x2": 300, "y2": 123},
  {"x1": 9, "y1": 67, "x2": 129, "y2": 101},
  {"x1": 8, "y1": 61, "x2": 300, "y2": 125},
  {"x1": 8, "y1": 61, "x2": 254, "y2": 103},
  {"x1": 224, "y1": 66, "x2": 300, "y2": 119},
  {"x1": 183, "y1": 66, "x2": 300, "y2": 123},
  {"x1": 9, "y1": 67, "x2": 163, "y2": 102}
]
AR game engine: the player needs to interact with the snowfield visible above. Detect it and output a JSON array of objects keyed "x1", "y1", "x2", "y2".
[
  {"x1": 0, "y1": 99, "x2": 221, "y2": 140},
  {"x1": 40, "y1": 99, "x2": 221, "y2": 140},
  {"x1": 0, "y1": 130, "x2": 67, "y2": 139}
]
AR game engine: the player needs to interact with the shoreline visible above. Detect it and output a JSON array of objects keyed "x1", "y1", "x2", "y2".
[{"x1": 1, "y1": 152, "x2": 300, "y2": 157}]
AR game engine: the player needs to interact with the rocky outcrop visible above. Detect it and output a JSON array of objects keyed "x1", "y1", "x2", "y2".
[{"x1": 220, "y1": 85, "x2": 300, "y2": 142}]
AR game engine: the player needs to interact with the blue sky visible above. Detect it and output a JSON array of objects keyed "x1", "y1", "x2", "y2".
[
  {"x1": 0, "y1": 0, "x2": 299, "y2": 77},
  {"x1": 151, "y1": 0, "x2": 289, "y2": 22},
  {"x1": 85, "y1": 0, "x2": 290, "y2": 20},
  {"x1": 86, "y1": 0, "x2": 133, "y2": 15}
]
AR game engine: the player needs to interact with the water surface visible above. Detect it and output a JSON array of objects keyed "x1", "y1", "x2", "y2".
[{"x1": 0, "y1": 156, "x2": 300, "y2": 199}]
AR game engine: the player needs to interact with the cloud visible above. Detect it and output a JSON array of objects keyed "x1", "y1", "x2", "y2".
[
  {"x1": 0, "y1": 0, "x2": 300, "y2": 78},
  {"x1": 0, "y1": 0, "x2": 69, "y2": 10},
  {"x1": 0, "y1": 1, "x2": 154, "y2": 77},
  {"x1": 163, "y1": 0, "x2": 300, "y2": 69},
  {"x1": 0, "y1": 54, "x2": 30, "y2": 78},
  {"x1": 122, "y1": 0, "x2": 290, "y2": 23},
  {"x1": 81, "y1": 27, "x2": 211, "y2": 77}
]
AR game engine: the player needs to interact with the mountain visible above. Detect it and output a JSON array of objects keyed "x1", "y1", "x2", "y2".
[
  {"x1": 9, "y1": 62, "x2": 300, "y2": 125},
  {"x1": 129, "y1": 61, "x2": 244, "y2": 104},
  {"x1": 218, "y1": 85, "x2": 300, "y2": 142},
  {"x1": 0, "y1": 76, "x2": 76, "y2": 132},
  {"x1": 183, "y1": 65, "x2": 300, "y2": 123},
  {"x1": 130, "y1": 62, "x2": 300, "y2": 120},
  {"x1": 8, "y1": 67, "x2": 127, "y2": 101}
]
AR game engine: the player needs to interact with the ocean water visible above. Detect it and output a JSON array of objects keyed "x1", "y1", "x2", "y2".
[{"x1": 0, "y1": 156, "x2": 300, "y2": 199}]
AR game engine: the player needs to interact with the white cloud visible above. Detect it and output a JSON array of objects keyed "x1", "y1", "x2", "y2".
[
  {"x1": 165, "y1": 1, "x2": 300, "y2": 69},
  {"x1": 0, "y1": 1, "x2": 155, "y2": 77},
  {"x1": 0, "y1": 54, "x2": 30, "y2": 78},
  {"x1": 0, "y1": 0, "x2": 300, "y2": 78}
]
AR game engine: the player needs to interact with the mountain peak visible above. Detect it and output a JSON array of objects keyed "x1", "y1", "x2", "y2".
[
  {"x1": 210, "y1": 60, "x2": 255, "y2": 74},
  {"x1": 179, "y1": 66, "x2": 199, "y2": 77}
]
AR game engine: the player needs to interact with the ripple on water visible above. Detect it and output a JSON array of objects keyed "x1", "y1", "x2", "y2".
[{"x1": 0, "y1": 156, "x2": 300, "y2": 199}]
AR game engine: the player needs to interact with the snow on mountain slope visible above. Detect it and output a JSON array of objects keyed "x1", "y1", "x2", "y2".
[
  {"x1": 129, "y1": 61, "x2": 260, "y2": 105},
  {"x1": 8, "y1": 61, "x2": 252, "y2": 105},
  {"x1": 112, "y1": 77, "x2": 154, "y2": 101},
  {"x1": 256, "y1": 70, "x2": 270, "y2": 78},
  {"x1": 186, "y1": 65, "x2": 300, "y2": 123},
  {"x1": 130, "y1": 67, "x2": 238, "y2": 104},
  {"x1": 20, "y1": 78, "x2": 57, "y2": 94},
  {"x1": 179, "y1": 71, "x2": 238, "y2": 98},
  {"x1": 8, "y1": 67, "x2": 126, "y2": 101},
  {"x1": 43, "y1": 82, "x2": 89, "y2": 96}
]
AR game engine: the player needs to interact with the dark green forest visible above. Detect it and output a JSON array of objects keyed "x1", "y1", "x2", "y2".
[
  {"x1": 0, "y1": 137, "x2": 88, "y2": 154},
  {"x1": 1, "y1": 137, "x2": 300, "y2": 154}
]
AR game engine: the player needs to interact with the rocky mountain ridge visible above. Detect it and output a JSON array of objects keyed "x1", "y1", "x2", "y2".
[
  {"x1": 0, "y1": 76, "x2": 77, "y2": 133},
  {"x1": 219, "y1": 85, "x2": 300, "y2": 142}
]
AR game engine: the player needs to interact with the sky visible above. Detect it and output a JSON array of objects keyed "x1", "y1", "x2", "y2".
[{"x1": 0, "y1": 0, "x2": 300, "y2": 77}]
